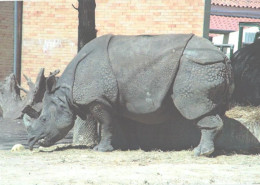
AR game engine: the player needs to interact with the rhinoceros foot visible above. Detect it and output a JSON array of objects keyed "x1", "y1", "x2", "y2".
[
  {"x1": 193, "y1": 142, "x2": 214, "y2": 156},
  {"x1": 93, "y1": 143, "x2": 114, "y2": 152}
]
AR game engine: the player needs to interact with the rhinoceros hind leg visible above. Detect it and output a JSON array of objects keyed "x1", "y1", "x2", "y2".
[
  {"x1": 194, "y1": 115, "x2": 223, "y2": 156},
  {"x1": 89, "y1": 102, "x2": 114, "y2": 152}
]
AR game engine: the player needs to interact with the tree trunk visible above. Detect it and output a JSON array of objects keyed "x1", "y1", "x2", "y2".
[
  {"x1": 77, "y1": 0, "x2": 96, "y2": 52},
  {"x1": 73, "y1": 0, "x2": 99, "y2": 146}
]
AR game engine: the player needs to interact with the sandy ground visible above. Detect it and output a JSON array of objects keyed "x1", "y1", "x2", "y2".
[
  {"x1": 1, "y1": 148, "x2": 260, "y2": 185},
  {"x1": 1, "y1": 106, "x2": 260, "y2": 185}
]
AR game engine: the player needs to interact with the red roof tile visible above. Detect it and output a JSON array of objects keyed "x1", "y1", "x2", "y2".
[
  {"x1": 210, "y1": 15, "x2": 260, "y2": 31},
  {"x1": 212, "y1": 0, "x2": 260, "y2": 9}
]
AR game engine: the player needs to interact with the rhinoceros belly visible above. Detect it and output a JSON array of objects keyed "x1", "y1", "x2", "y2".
[{"x1": 108, "y1": 34, "x2": 193, "y2": 124}]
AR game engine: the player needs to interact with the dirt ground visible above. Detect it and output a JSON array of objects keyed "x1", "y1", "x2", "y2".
[
  {"x1": 1, "y1": 148, "x2": 260, "y2": 185},
  {"x1": 1, "y1": 107, "x2": 260, "y2": 185}
]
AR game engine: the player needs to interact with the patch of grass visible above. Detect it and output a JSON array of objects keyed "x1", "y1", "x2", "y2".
[{"x1": 226, "y1": 106, "x2": 260, "y2": 123}]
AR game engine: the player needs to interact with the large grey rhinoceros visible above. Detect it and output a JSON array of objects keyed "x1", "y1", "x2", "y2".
[{"x1": 23, "y1": 34, "x2": 233, "y2": 156}]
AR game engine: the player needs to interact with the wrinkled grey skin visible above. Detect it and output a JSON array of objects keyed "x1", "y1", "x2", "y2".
[{"x1": 24, "y1": 34, "x2": 233, "y2": 156}]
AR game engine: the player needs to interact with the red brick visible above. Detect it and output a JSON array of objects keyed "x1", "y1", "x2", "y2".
[{"x1": 20, "y1": 0, "x2": 205, "y2": 87}]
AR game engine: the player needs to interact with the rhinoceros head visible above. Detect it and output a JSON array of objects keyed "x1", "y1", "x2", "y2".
[{"x1": 23, "y1": 72, "x2": 75, "y2": 150}]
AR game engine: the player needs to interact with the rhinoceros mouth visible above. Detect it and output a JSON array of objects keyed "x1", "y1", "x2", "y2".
[
  {"x1": 28, "y1": 135, "x2": 44, "y2": 150},
  {"x1": 28, "y1": 135, "x2": 55, "y2": 150},
  {"x1": 38, "y1": 137, "x2": 53, "y2": 147}
]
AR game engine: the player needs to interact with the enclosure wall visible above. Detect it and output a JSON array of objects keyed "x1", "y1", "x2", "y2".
[{"x1": 20, "y1": 0, "x2": 205, "y2": 87}]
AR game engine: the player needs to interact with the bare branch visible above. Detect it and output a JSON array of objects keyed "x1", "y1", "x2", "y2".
[
  {"x1": 23, "y1": 74, "x2": 30, "y2": 82},
  {"x1": 23, "y1": 74, "x2": 34, "y2": 90},
  {"x1": 17, "y1": 85, "x2": 28, "y2": 94},
  {"x1": 72, "y1": 3, "x2": 78, "y2": 10},
  {"x1": 23, "y1": 74, "x2": 33, "y2": 84}
]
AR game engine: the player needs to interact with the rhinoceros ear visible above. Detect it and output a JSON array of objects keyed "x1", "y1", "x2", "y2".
[
  {"x1": 46, "y1": 76, "x2": 57, "y2": 93},
  {"x1": 46, "y1": 70, "x2": 60, "y2": 93}
]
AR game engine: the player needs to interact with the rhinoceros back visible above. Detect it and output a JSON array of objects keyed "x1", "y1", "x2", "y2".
[{"x1": 108, "y1": 34, "x2": 193, "y2": 123}]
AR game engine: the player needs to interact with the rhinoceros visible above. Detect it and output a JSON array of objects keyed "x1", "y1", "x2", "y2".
[{"x1": 23, "y1": 34, "x2": 233, "y2": 156}]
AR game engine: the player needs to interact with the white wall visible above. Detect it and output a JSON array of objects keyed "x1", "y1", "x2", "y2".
[{"x1": 212, "y1": 27, "x2": 259, "y2": 53}]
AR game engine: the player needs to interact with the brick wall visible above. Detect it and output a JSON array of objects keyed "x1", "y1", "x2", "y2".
[
  {"x1": 21, "y1": 0, "x2": 78, "y2": 87},
  {"x1": 96, "y1": 0, "x2": 205, "y2": 36},
  {"x1": 0, "y1": 2, "x2": 14, "y2": 81},
  {"x1": 21, "y1": 0, "x2": 205, "y2": 86}
]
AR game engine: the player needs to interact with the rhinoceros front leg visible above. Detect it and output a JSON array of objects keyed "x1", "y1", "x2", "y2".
[
  {"x1": 73, "y1": 115, "x2": 99, "y2": 147},
  {"x1": 89, "y1": 102, "x2": 114, "y2": 152},
  {"x1": 194, "y1": 115, "x2": 223, "y2": 156}
]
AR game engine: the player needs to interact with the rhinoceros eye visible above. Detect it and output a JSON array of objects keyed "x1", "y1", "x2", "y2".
[
  {"x1": 60, "y1": 104, "x2": 66, "y2": 110},
  {"x1": 40, "y1": 116, "x2": 47, "y2": 123}
]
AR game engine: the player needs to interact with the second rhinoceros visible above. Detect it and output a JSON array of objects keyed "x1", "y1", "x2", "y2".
[{"x1": 23, "y1": 34, "x2": 233, "y2": 156}]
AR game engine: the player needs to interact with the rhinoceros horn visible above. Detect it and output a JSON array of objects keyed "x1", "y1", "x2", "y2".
[{"x1": 23, "y1": 113, "x2": 33, "y2": 130}]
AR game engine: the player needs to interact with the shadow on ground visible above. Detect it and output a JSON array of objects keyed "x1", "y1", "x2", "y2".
[
  {"x1": 0, "y1": 115, "x2": 259, "y2": 154},
  {"x1": 112, "y1": 115, "x2": 260, "y2": 155}
]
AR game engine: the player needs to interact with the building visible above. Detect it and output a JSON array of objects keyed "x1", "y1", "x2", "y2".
[
  {"x1": 210, "y1": 0, "x2": 260, "y2": 53},
  {"x1": 0, "y1": 0, "x2": 209, "y2": 87}
]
